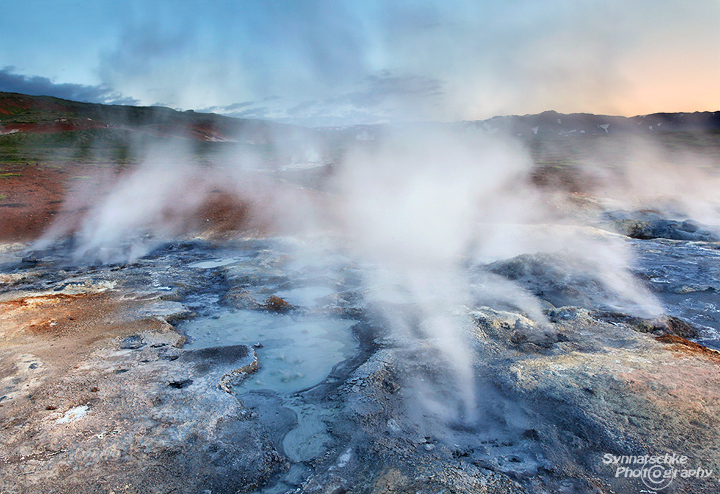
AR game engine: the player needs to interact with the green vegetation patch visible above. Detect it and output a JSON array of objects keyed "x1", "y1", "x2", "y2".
[{"x1": 0, "y1": 172, "x2": 21, "y2": 179}]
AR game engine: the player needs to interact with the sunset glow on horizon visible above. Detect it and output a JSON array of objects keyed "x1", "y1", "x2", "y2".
[{"x1": 1, "y1": 1, "x2": 718, "y2": 126}]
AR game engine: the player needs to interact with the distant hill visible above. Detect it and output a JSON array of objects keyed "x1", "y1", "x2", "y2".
[
  {"x1": 2, "y1": 91, "x2": 720, "y2": 171},
  {"x1": 0, "y1": 91, "x2": 307, "y2": 144},
  {"x1": 463, "y1": 109, "x2": 720, "y2": 138},
  {"x1": 3, "y1": 91, "x2": 719, "y2": 141}
]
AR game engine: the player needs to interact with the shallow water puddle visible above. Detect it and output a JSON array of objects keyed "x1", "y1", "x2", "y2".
[
  {"x1": 274, "y1": 286, "x2": 335, "y2": 307},
  {"x1": 181, "y1": 309, "x2": 358, "y2": 393},
  {"x1": 187, "y1": 257, "x2": 247, "y2": 269},
  {"x1": 182, "y1": 308, "x2": 356, "y2": 490},
  {"x1": 281, "y1": 399, "x2": 337, "y2": 462}
]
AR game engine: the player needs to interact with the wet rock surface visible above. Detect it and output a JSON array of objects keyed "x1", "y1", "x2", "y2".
[
  {"x1": 1, "y1": 230, "x2": 720, "y2": 493},
  {"x1": 487, "y1": 251, "x2": 637, "y2": 311},
  {"x1": 605, "y1": 210, "x2": 720, "y2": 241}
]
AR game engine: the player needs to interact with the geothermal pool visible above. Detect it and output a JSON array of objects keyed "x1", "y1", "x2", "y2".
[
  {"x1": 3, "y1": 228, "x2": 720, "y2": 493},
  {"x1": 182, "y1": 309, "x2": 358, "y2": 393}
]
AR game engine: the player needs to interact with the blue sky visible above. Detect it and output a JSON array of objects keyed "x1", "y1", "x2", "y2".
[{"x1": 1, "y1": 1, "x2": 719, "y2": 126}]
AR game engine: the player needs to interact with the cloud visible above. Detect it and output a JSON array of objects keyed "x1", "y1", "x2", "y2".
[
  {"x1": 195, "y1": 99, "x2": 283, "y2": 121},
  {"x1": 5, "y1": 0, "x2": 720, "y2": 125},
  {"x1": 99, "y1": 21, "x2": 194, "y2": 80},
  {"x1": 188, "y1": 71, "x2": 445, "y2": 126},
  {"x1": 262, "y1": 73, "x2": 444, "y2": 126},
  {"x1": 223, "y1": 107, "x2": 272, "y2": 119},
  {"x1": 222, "y1": 101, "x2": 255, "y2": 112},
  {"x1": 198, "y1": 101, "x2": 255, "y2": 114},
  {"x1": 348, "y1": 73, "x2": 444, "y2": 109},
  {"x1": 94, "y1": 1, "x2": 372, "y2": 113},
  {"x1": 228, "y1": 1, "x2": 369, "y2": 93},
  {"x1": 287, "y1": 100, "x2": 318, "y2": 116},
  {"x1": 0, "y1": 66, "x2": 138, "y2": 105}
]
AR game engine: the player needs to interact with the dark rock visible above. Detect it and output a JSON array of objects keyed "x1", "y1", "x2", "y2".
[
  {"x1": 607, "y1": 211, "x2": 719, "y2": 241},
  {"x1": 487, "y1": 252, "x2": 629, "y2": 310},
  {"x1": 327, "y1": 483, "x2": 348, "y2": 494},
  {"x1": 119, "y1": 334, "x2": 145, "y2": 350},
  {"x1": 592, "y1": 311, "x2": 700, "y2": 338},
  {"x1": 168, "y1": 379, "x2": 193, "y2": 389},
  {"x1": 681, "y1": 219, "x2": 700, "y2": 232},
  {"x1": 522, "y1": 429, "x2": 540, "y2": 441},
  {"x1": 21, "y1": 252, "x2": 40, "y2": 263},
  {"x1": 179, "y1": 344, "x2": 252, "y2": 367},
  {"x1": 591, "y1": 310, "x2": 653, "y2": 330},
  {"x1": 652, "y1": 315, "x2": 700, "y2": 338}
]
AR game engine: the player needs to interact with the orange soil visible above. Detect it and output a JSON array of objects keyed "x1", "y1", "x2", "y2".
[
  {"x1": 0, "y1": 164, "x2": 81, "y2": 240},
  {"x1": 0, "y1": 291, "x2": 152, "y2": 346},
  {"x1": 0, "y1": 162, "x2": 285, "y2": 242},
  {"x1": 656, "y1": 334, "x2": 720, "y2": 363},
  {"x1": 0, "y1": 120, "x2": 110, "y2": 134}
]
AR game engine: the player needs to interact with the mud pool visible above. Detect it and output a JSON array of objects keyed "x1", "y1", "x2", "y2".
[{"x1": 182, "y1": 311, "x2": 358, "y2": 392}]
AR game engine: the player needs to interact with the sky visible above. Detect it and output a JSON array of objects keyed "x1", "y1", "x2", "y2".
[{"x1": 1, "y1": 0, "x2": 719, "y2": 127}]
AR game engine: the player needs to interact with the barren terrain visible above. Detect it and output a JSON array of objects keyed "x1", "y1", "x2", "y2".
[{"x1": 2, "y1": 94, "x2": 720, "y2": 493}]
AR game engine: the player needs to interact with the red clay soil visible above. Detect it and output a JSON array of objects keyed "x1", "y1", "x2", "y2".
[
  {"x1": 0, "y1": 292, "x2": 104, "y2": 336},
  {"x1": 0, "y1": 121, "x2": 234, "y2": 141},
  {"x1": 0, "y1": 120, "x2": 111, "y2": 135},
  {"x1": 192, "y1": 190, "x2": 251, "y2": 232},
  {"x1": 0, "y1": 290, "x2": 173, "y2": 356},
  {"x1": 0, "y1": 162, "x2": 264, "y2": 243},
  {"x1": 0, "y1": 94, "x2": 73, "y2": 116},
  {"x1": 0, "y1": 93, "x2": 234, "y2": 142},
  {"x1": 138, "y1": 123, "x2": 233, "y2": 141},
  {"x1": 0, "y1": 164, "x2": 85, "y2": 241},
  {"x1": 656, "y1": 334, "x2": 720, "y2": 363}
]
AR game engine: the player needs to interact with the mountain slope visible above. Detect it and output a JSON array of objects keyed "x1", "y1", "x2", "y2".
[
  {"x1": 0, "y1": 91, "x2": 305, "y2": 144},
  {"x1": 464, "y1": 109, "x2": 720, "y2": 137}
]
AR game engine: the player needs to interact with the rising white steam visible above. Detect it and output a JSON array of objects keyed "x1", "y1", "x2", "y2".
[
  {"x1": 73, "y1": 160, "x2": 209, "y2": 262},
  {"x1": 598, "y1": 136, "x2": 720, "y2": 224},
  {"x1": 331, "y1": 127, "x2": 669, "y2": 417},
  {"x1": 31, "y1": 120, "x2": 675, "y2": 414},
  {"x1": 33, "y1": 139, "x2": 325, "y2": 263},
  {"x1": 332, "y1": 128, "x2": 539, "y2": 416}
]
